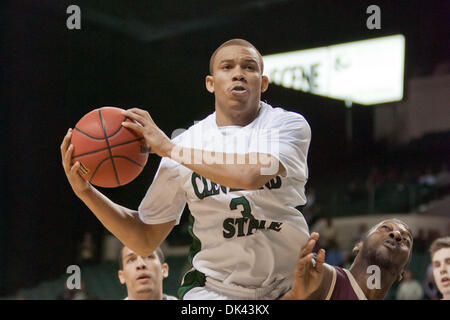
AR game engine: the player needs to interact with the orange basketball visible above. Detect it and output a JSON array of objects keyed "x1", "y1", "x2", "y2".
[{"x1": 71, "y1": 107, "x2": 148, "y2": 188}]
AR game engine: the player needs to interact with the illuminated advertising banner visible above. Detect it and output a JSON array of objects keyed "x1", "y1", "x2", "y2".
[{"x1": 263, "y1": 34, "x2": 405, "y2": 105}]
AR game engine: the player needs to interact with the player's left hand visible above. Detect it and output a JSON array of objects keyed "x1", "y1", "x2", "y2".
[
  {"x1": 289, "y1": 232, "x2": 326, "y2": 299},
  {"x1": 121, "y1": 108, "x2": 174, "y2": 158}
]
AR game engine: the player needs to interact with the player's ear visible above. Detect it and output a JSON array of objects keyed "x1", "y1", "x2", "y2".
[
  {"x1": 161, "y1": 263, "x2": 169, "y2": 279},
  {"x1": 398, "y1": 270, "x2": 405, "y2": 282},
  {"x1": 353, "y1": 241, "x2": 362, "y2": 255},
  {"x1": 206, "y1": 75, "x2": 214, "y2": 93},
  {"x1": 118, "y1": 270, "x2": 125, "y2": 284},
  {"x1": 261, "y1": 75, "x2": 269, "y2": 93}
]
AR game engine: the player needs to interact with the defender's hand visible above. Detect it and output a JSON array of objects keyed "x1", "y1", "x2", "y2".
[{"x1": 290, "y1": 232, "x2": 326, "y2": 299}]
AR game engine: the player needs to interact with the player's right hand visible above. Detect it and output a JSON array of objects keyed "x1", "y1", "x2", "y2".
[
  {"x1": 60, "y1": 128, "x2": 92, "y2": 197},
  {"x1": 120, "y1": 108, "x2": 174, "y2": 158},
  {"x1": 290, "y1": 232, "x2": 326, "y2": 299}
]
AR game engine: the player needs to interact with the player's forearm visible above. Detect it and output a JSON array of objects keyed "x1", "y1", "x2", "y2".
[
  {"x1": 165, "y1": 144, "x2": 282, "y2": 189},
  {"x1": 178, "y1": 159, "x2": 263, "y2": 189},
  {"x1": 76, "y1": 186, "x2": 151, "y2": 254}
]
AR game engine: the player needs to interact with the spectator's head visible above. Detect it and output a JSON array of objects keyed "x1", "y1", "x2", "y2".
[
  {"x1": 118, "y1": 245, "x2": 169, "y2": 300},
  {"x1": 358, "y1": 223, "x2": 368, "y2": 235},
  {"x1": 352, "y1": 219, "x2": 413, "y2": 281},
  {"x1": 429, "y1": 237, "x2": 450, "y2": 299},
  {"x1": 417, "y1": 229, "x2": 425, "y2": 239},
  {"x1": 83, "y1": 232, "x2": 92, "y2": 241},
  {"x1": 326, "y1": 217, "x2": 333, "y2": 227},
  {"x1": 403, "y1": 270, "x2": 414, "y2": 282}
]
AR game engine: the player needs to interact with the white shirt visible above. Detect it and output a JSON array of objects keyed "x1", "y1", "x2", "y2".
[
  {"x1": 139, "y1": 102, "x2": 311, "y2": 289},
  {"x1": 396, "y1": 280, "x2": 424, "y2": 300}
]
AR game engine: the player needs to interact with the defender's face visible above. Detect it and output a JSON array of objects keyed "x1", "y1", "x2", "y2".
[
  {"x1": 118, "y1": 247, "x2": 167, "y2": 297},
  {"x1": 432, "y1": 248, "x2": 450, "y2": 297},
  {"x1": 361, "y1": 220, "x2": 412, "y2": 272},
  {"x1": 207, "y1": 45, "x2": 268, "y2": 111}
]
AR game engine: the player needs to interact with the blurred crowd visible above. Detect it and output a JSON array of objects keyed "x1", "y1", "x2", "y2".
[{"x1": 302, "y1": 161, "x2": 450, "y2": 224}]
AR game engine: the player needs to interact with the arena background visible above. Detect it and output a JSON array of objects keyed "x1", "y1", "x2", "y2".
[{"x1": 1, "y1": 0, "x2": 449, "y2": 299}]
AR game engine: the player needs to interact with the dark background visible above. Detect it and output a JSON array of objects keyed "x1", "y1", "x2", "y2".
[{"x1": 1, "y1": 0, "x2": 448, "y2": 296}]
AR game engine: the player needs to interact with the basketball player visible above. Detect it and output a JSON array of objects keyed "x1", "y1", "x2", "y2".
[
  {"x1": 118, "y1": 245, "x2": 177, "y2": 300},
  {"x1": 61, "y1": 39, "x2": 311, "y2": 299},
  {"x1": 429, "y1": 237, "x2": 450, "y2": 300},
  {"x1": 282, "y1": 219, "x2": 413, "y2": 300}
]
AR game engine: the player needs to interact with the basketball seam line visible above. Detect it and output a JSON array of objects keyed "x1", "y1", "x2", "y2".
[
  {"x1": 108, "y1": 116, "x2": 129, "y2": 139},
  {"x1": 74, "y1": 115, "x2": 127, "y2": 140},
  {"x1": 98, "y1": 109, "x2": 121, "y2": 186},
  {"x1": 72, "y1": 137, "x2": 144, "y2": 159},
  {"x1": 88, "y1": 155, "x2": 144, "y2": 186},
  {"x1": 88, "y1": 156, "x2": 110, "y2": 185},
  {"x1": 112, "y1": 155, "x2": 144, "y2": 168}
]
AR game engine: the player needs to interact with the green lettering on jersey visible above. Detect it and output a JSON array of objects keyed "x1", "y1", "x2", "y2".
[
  {"x1": 192, "y1": 172, "x2": 205, "y2": 199},
  {"x1": 247, "y1": 218, "x2": 267, "y2": 235},
  {"x1": 222, "y1": 218, "x2": 235, "y2": 238},
  {"x1": 235, "y1": 218, "x2": 248, "y2": 237},
  {"x1": 229, "y1": 196, "x2": 255, "y2": 220},
  {"x1": 265, "y1": 176, "x2": 282, "y2": 189},
  {"x1": 268, "y1": 221, "x2": 283, "y2": 232},
  {"x1": 191, "y1": 173, "x2": 282, "y2": 200}
]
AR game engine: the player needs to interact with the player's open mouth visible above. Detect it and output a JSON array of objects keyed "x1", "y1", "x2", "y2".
[
  {"x1": 441, "y1": 277, "x2": 450, "y2": 287},
  {"x1": 231, "y1": 86, "x2": 248, "y2": 94},
  {"x1": 137, "y1": 274, "x2": 151, "y2": 282},
  {"x1": 383, "y1": 239, "x2": 397, "y2": 250}
]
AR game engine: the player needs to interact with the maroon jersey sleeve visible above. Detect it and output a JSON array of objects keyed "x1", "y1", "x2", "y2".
[{"x1": 329, "y1": 266, "x2": 360, "y2": 300}]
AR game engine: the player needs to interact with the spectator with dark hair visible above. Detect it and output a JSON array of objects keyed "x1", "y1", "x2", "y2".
[
  {"x1": 429, "y1": 236, "x2": 450, "y2": 300},
  {"x1": 319, "y1": 217, "x2": 341, "y2": 266},
  {"x1": 78, "y1": 232, "x2": 96, "y2": 266},
  {"x1": 118, "y1": 245, "x2": 177, "y2": 300},
  {"x1": 353, "y1": 223, "x2": 368, "y2": 244},
  {"x1": 57, "y1": 280, "x2": 96, "y2": 300}
]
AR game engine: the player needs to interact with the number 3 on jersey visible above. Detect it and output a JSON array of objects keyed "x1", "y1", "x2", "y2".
[
  {"x1": 223, "y1": 196, "x2": 283, "y2": 238},
  {"x1": 229, "y1": 196, "x2": 255, "y2": 220}
]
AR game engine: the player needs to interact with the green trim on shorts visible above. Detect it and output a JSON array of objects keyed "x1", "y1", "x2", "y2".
[
  {"x1": 178, "y1": 268, "x2": 206, "y2": 299},
  {"x1": 177, "y1": 212, "x2": 206, "y2": 299}
]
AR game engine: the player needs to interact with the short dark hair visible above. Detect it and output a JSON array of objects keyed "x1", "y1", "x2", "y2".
[
  {"x1": 209, "y1": 39, "x2": 264, "y2": 75},
  {"x1": 118, "y1": 246, "x2": 165, "y2": 270},
  {"x1": 430, "y1": 237, "x2": 450, "y2": 258}
]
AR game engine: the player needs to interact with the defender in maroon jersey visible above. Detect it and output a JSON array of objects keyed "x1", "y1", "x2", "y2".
[{"x1": 281, "y1": 218, "x2": 413, "y2": 300}]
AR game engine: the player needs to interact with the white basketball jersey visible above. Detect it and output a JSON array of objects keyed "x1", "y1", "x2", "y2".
[{"x1": 138, "y1": 102, "x2": 311, "y2": 295}]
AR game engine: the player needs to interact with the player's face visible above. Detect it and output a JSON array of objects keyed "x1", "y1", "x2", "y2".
[
  {"x1": 432, "y1": 248, "x2": 450, "y2": 297},
  {"x1": 361, "y1": 220, "x2": 412, "y2": 273},
  {"x1": 118, "y1": 247, "x2": 168, "y2": 299},
  {"x1": 207, "y1": 45, "x2": 268, "y2": 114}
]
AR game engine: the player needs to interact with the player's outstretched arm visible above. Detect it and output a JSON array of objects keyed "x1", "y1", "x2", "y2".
[
  {"x1": 61, "y1": 128, "x2": 175, "y2": 256},
  {"x1": 122, "y1": 108, "x2": 284, "y2": 190},
  {"x1": 280, "y1": 232, "x2": 330, "y2": 300}
]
